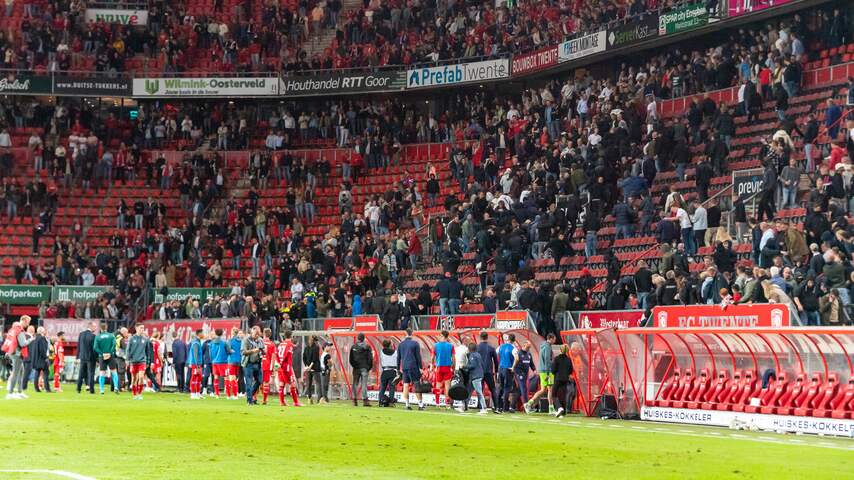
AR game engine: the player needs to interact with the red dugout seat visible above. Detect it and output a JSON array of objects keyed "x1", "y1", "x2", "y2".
[
  {"x1": 653, "y1": 368, "x2": 681, "y2": 407},
  {"x1": 701, "y1": 370, "x2": 730, "y2": 410},
  {"x1": 732, "y1": 370, "x2": 759, "y2": 412},
  {"x1": 830, "y1": 378, "x2": 854, "y2": 419},
  {"x1": 812, "y1": 374, "x2": 840, "y2": 418},
  {"x1": 716, "y1": 370, "x2": 744, "y2": 411},
  {"x1": 666, "y1": 368, "x2": 696, "y2": 408},
  {"x1": 686, "y1": 368, "x2": 712, "y2": 410},
  {"x1": 793, "y1": 373, "x2": 825, "y2": 417},
  {"x1": 746, "y1": 372, "x2": 787, "y2": 413}
]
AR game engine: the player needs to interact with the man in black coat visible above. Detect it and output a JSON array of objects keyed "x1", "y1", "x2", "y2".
[
  {"x1": 30, "y1": 327, "x2": 52, "y2": 392},
  {"x1": 172, "y1": 337, "x2": 187, "y2": 393},
  {"x1": 76, "y1": 321, "x2": 97, "y2": 394}
]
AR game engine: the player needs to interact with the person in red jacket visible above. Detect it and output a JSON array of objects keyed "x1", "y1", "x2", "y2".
[{"x1": 53, "y1": 331, "x2": 65, "y2": 391}]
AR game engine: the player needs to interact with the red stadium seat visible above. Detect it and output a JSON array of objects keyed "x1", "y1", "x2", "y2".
[
  {"x1": 812, "y1": 374, "x2": 840, "y2": 418},
  {"x1": 793, "y1": 373, "x2": 824, "y2": 416},
  {"x1": 746, "y1": 372, "x2": 787, "y2": 413},
  {"x1": 775, "y1": 374, "x2": 808, "y2": 416},
  {"x1": 716, "y1": 370, "x2": 744, "y2": 410},
  {"x1": 830, "y1": 378, "x2": 854, "y2": 419},
  {"x1": 686, "y1": 368, "x2": 712, "y2": 410},
  {"x1": 653, "y1": 368, "x2": 681, "y2": 407},
  {"x1": 701, "y1": 370, "x2": 730, "y2": 410},
  {"x1": 732, "y1": 370, "x2": 759, "y2": 412},
  {"x1": 670, "y1": 368, "x2": 696, "y2": 409}
]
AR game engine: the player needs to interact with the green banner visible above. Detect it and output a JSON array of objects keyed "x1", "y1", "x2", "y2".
[
  {"x1": 51, "y1": 285, "x2": 108, "y2": 304},
  {"x1": 658, "y1": 3, "x2": 708, "y2": 35},
  {"x1": 0, "y1": 285, "x2": 52, "y2": 305},
  {"x1": 0, "y1": 75, "x2": 52, "y2": 95},
  {"x1": 153, "y1": 287, "x2": 232, "y2": 304}
]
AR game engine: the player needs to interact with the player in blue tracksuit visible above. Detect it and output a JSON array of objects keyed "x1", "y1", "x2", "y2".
[
  {"x1": 227, "y1": 329, "x2": 244, "y2": 398},
  {"x1": 496, "y1": 333, "x2": 519, "y2": 413},
  {"x1": 187, "y1": 330, "x2": 204, "y2": 399},
  {"x1": 208, "y1": 328, "x2": 232, "y2": 398}
]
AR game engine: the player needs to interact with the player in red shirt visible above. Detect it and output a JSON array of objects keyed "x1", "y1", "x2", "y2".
[
  {"x1": 259, "y1": 328, "x2": 277, "y2": 405},
  {"x1": 148, "y1": 331, "x2": 163, "y2": 391},
  {"x1": 275, "y1": 330, "x2": 301, "y2": 407},
  {"x1": 53, "y1": 331, "x2": 65, "y2": 391}
]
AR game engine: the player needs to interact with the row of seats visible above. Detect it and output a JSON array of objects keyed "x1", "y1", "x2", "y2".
[{"x1": 650, "y1": 368, "x2": 854, "y2": 419}]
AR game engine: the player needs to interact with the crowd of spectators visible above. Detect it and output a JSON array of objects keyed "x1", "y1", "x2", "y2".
[{"x1": 0, "y1": 5, "x2": 851, "y2": 334}]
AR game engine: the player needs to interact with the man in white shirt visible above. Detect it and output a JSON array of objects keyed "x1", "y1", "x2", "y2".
[
  {"x1": 691, "y1": 200, "x2": 708, "y2": 251},
  {"x1": 666, "y1": 206, "x2": 696, "y2": 257},
  {"x1": 0, "y1": 128, "x2": 11, "y2": 148}
]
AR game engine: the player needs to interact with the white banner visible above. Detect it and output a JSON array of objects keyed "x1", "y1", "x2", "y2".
[
  {"x1": 406, "y1": 58, "x2": 509, "y2": 89},
  {"x1": 85, "y1": 8, "x2": 149, "y2": 25},
  {"x1": 367, "y1": 389, "x2": 478, "y2": 407},
  {"x1": 558, "y1": 30, "x2": 607, "y2": 62},
  {"x1": 133, "y1": 77, "x2": 279, "y2": 97},
  {"x1": 641, "y1": 406, "x2": 854, "y2": 437}
]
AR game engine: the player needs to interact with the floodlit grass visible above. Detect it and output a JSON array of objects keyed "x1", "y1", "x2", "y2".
[{"x1": 0, "y1": 389, "x2": 851, "y2": 479}]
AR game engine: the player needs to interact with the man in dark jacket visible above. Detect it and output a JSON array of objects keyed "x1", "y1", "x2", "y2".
[
  {"x1": 612, "y1": 200, "x2": 634, "y2": 239},
  {"x1": 172, "y1": 337, "x2": 187, "y2": 393},
  {"x1": 348, "y1": 334, "x2": 373, "y2": 406},
  {"x1": 551, "y1": 344, "x2": 575, "y2": 417},
  {"x1": 695, "y1": 157, "x2": 715, "y2": 201},
  {"x1": 30, "y1": 327, "x2": 52, "y2": 393},
  {"x1": 704, "y1": 132, "x2": 729, "y2": 176},
  {"x1": 476, "y1": 331, "x2": 499, "y2": 412},
  {"x1": 757, "y1": 161, "x2": 777, "y2": 222},
  {"x1": 76, "y1": 321, "x2": 97, "y2": 394},
  {"x1": 381, "y1": 298, "x2": 403, "y2": 331},
  {"x1": 304, "y1": 335, "x2": 324, "y2": 404},
  {"x1": 802, "y1": 113, "x2": 819, "y2": 172}
]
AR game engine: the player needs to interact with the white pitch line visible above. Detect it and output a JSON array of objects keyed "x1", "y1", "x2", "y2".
[{"x1": 0, "y1": 470, "x2": 96, "y2": 480}]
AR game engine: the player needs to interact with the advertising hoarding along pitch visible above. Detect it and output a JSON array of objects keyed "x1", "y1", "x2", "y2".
[
  {"x1": 606, "y1": 13, "x2": 660, "y2": 49},
  {"x1": 280, "y1": 71, "x2": 406, "y2": 96},
  {"x1": 0, "y1": 285, "x2": 52, "y2": 305},
  {"x1": 511, "y1": 46, "x2": 559, "y2": 76},
  {"x1": 53, "y1": 76, "x2": 131, "y2": 96},
  {"x1": 575, "y1": 310, "x2": 645, "y2": 329},
  {"x1": 658, "y1": 3, "x2": 708, "y2": 35},
  {"x1": 133, "y1": 76, "x2": 279, "y2": 97},
  {"x1": 406, "y1": 58, "x2": 510, "y2": 89},
  {"x1": 0, "y1": 75, "x2": 52, "y2": 95},
  {"x1": 558, "y1": 30, "x2": 607, "y2": 62},
  {"x1": 51, "y1": 285, "x2": 110, "y2": 304}
]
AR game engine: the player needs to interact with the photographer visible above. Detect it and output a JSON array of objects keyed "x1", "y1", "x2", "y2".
[{"x1": 241, "y1": 326, "x2": 264, "y2": 406}]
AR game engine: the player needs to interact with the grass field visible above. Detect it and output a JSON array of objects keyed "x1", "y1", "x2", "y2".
[{"x1": 1, "y1": 390, "x2": 852, "y2": 480}]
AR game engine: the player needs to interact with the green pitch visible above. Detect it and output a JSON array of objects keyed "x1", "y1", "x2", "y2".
[{"x1": 1, "y1": 391, "x2": 852, "y2": 479}]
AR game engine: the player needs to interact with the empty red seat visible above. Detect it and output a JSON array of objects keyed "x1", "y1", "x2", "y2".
[
  {"x1": 701, "y1": 370, "x2": 730, "y2": 410},
  {"x1": 716, "y1": 370, "x2": 744, "y2": 411},
  {"x1": 686, "y1": 368, "x2": 712, "y2": 410},
  {"x1": 653, "y1": 368, "x2": 681, "y2": 407},
  {"x1": 812, "y1": 374, "x2": 840, "y2": 418},
  {"x1": 775, "y1": 373, "x2": 808, "y2": 416},
  {"x1": 731, "y1": 370, "x2": 759, "y2": 412},
  {"x1": 670, "y1": 368, "x2": 696, "y2": 408},
  {"x1": 793, "y1": 373, "x2": 824, "y2": 417},
  {"x1": 830, "y1": 377, "x2": 854, "y2": 419}
]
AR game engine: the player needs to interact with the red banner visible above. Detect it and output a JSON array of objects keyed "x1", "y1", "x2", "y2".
[
  {"x1": 576, "y1": 310, "x2": 644, "y2": 329},
  {"x1": 727, "y1": 0, "x2": 792, "y2": 18},
  {"x1": 140, "y1": 319, "x2": 242, "y2": 342},
  {"x1": 651, "y1": 304, "x2": 790, "y2": 328},
  {"x1": 511, "y1": 46, "x2": 559, "y2": 76},
  {"x1": 353, "y1": 315, "x2": 380, "y2": 331}
]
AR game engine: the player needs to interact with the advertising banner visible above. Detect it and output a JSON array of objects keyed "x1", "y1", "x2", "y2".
[
  {"x1": 0, "y1": 75, "x2": 52, "y2": 95},
  {"x1": 51, "y1": 285, "x2": 109, "y2": 304},
  {"x1": 139, "y1": 319, "x2": 242, "y2": 343},
  {"x1": 727, "y1": 0, "x2": 792, "y2": 18},
  {"x1": 0, "y1": 285, "x2": 52, "y2": 305},
  {"x1": 558, "y1": 30, "x2": 607, "y2": 62},
  {"x1": 658, "y1": 3, "x2": 708, "y2": 35},
  {"x1": 641, "y1": 406, "x2": 854, "y2": 437},
  {"x1": 353, "y1": 315, "x2": 380, "y2": 331},
  {"x1": 53, "y1": 76, "x2": 131, "y2": 97},
  {"x1": 651, "y1": 304, "x2": 790, "y2": 328},
  {"x1": 426, "y1": 314, "x2": 494, "y2": 330},
  {"x1": 133, "y1": 76, "x2": 279, "y2": 97},
  {"x1": 85, "y1": 8, "x2": 149, "y2": 25},
  {"x1": 732, "y1": 167, "x2": 764, "y2": 199},
  {"x1": 42, "y1": 319, "x2": 90, "y2": 343},
  {"x1": 281, "y1": 71, "x2": 406, "y2": 96},
  {"x1": 406, "y1": 58, "x2": 509, "y2": 89},
  {"x1": 152, "y1": 287, "x2": 232, "y2": 304},
  {"x1": 494, "y1": 310, "x2": 529, "y2": 330},
  {"x1": 575, "y1": 310, "x2": 645, "y2": 329},
  {"x1": 511, "y1": 46, "x2": 559, "y2": 76},
  {"x1": 607, "y1": 13, "x2": 660, "y2": 50}
]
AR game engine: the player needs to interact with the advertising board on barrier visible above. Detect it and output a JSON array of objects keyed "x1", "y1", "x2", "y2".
[
  {"x1": 558, "y1": 30, "x2": 607, "y2": 62},
  {"x1": 85, "y1": 8, "x2": 149, "y2": 25},
  {"x1": 42, "y1": 319, "x2": 91, "y2": 342},
  {"x1": 658, "y1": 3, "x2": 708, "y2": 35},
  {"x1": 426, "y1": 314, "x2": 494, "y2": 330},
  {"x1": 728, "y1": 0, "x2": 792, "y2": 17},
  {"x1": 0, "y1": 285, "x2": 52, "y2": 305},
  {"x1": 51, "y1": 285, "x2": 109, "y2": 304},
  {"x1": 153, "y1": 287, "x2": 232, "y2": 304},
  {"x1": 642, "y1": 406, "x2": 854, "y2": 437},
  {"x1": 732, "y1": 167, "x2": 764, "y2": 199},
  {"x1": 511, "y1": 46, "x2": 559, "y2": 76},
  {"x1": 0, "y1": 75, "x2": 52, "y2": 95},
  {"x1": 576, "y1": 310, "x2": 644, "y2": 329},
  {"x1": 140, "y1": 319, "x2": 242, "y2": 343},
  {"x1": 133, "y1": 77, "x2": 279, "y2": 97},
  {"x1": 494, "y1": 310, "x2": 529, "y2": 330},
  {"x1": 406, "y1": 58, "x2": 509, "y2": 89},
  {"x1": 607, "y1": 13, "x2": 659, "y2": 49},
  {"x1": 53, "y1": 76, "x2": 131, "y2": 97},
  {"x1": 281, "y1": 71, "x2": 406, "y2": 96},
  {"x1": 651, "y1": 304, "x2": 790, "y2": 328}
]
